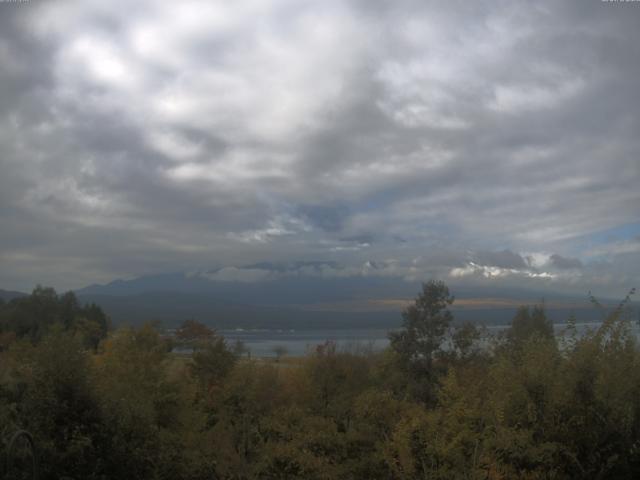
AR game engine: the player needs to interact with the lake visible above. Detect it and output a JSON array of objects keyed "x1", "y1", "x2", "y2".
[
  {"x1": 219, "y1": 328, "x2": 391, "y2": 357},
  {"x1": 218, "y1": 321, "x2": 638, "y2": 358}
]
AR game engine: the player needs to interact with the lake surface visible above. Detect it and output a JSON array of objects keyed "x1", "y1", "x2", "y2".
[
  {"x1": 219, "y1": 321, "x2": 640, "y2": 358},
  {"x1": 219, "y1": 328, "x2": 391, "y2": 357}
]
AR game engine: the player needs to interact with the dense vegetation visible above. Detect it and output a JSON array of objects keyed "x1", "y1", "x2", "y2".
[{"x1": 1, "y1": 282, "x2": 639, "y2": 479}]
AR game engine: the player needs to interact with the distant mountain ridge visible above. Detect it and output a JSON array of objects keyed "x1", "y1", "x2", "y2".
[
  {"x1": 4, "y1": 266, "x2": 632, "y2": 329},
  {"x1": 0, "y1": 288, "x2": 28, "y2": 301},
  {"x1": 70, "y1": 268, "x2": 625, "y2": 329},
  {"x1": 75, "y1": 267, "x2": 608, "y2": 305},
  {"x1": 75, "y1": 267, "x2": 418, "y2": 305}
]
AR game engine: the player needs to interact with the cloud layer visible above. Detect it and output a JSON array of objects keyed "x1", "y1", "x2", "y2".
[{"x1": 1, "y1": 0, "x2": 639, "y2": 296}]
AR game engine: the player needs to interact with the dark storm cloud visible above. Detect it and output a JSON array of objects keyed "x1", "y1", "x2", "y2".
[{"x1": 0, "y1": 0, "x2": 638, "y2": 296}]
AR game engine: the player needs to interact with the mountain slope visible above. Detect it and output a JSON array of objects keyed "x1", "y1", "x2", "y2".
[
  {"x1": 0, "y1": 289, "x2": 28, "y2": 302},
  {"x1": 73, "y1": 269, "x2": 616, "y2": 329}
]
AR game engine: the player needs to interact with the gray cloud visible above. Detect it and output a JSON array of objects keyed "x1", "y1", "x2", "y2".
[
  {"x1": 0, "y1": 0, "x2": 638, "y2": 297},
  {"x1": 549, "y1": 254, "x2": 583, "y2": 270},
  {"x1": 296, "y1": 205, "x2": 350, "y2": 233},
  {"x1": 473, "y1": 250, "x2": 528, "y2": 270}
]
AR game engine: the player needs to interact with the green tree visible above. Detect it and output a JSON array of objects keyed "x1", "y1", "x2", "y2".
[
  {"x1": 207, "y1": 362, "x2": 283, "y2": 479},
  {"x1": 389, "y1": 280, "x2": 454, "y2": 403},
  {"x1": 176, "y1": 319, "x2": 214, "y2": 347},
  {"x1": 191, "y1": 336, "x2": 237, "y2": 393},
  {"x1": 4, "y1": 329, "x2": 105, "y2": 479},
  {"x1": 76, "y1": 302, "x2": 110, "y2": 350},
  {"x1": 451, "y1": 321, "x2": 483, "y2": 361},
  {"x1": 92, "y1": 323, "x2": 187, "y2": 479},
  {"x1": 0, "y1": 287, "x2": 109, "y2": 349},
  {"x1": 506, "y1": 304, "x2": 554, "y2": 348}
]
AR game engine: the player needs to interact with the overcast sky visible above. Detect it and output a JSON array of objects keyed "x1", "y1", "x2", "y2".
[{"x1": 1, "y1": 0, "x2": 639, "y2": 297}]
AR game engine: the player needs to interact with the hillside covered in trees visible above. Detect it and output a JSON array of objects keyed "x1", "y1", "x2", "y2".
[{"x1": 1, "y1": 282, "x2": 639, "y2": 479}]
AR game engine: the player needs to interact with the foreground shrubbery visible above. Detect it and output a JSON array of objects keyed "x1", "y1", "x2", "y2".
[{"x1": 1, "y1": 284, "x2": 639, "y2": 479}]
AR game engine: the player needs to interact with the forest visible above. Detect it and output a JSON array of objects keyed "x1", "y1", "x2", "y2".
[{"x1": 1, "y1": 282, "x2": 639, "y2": 479}]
